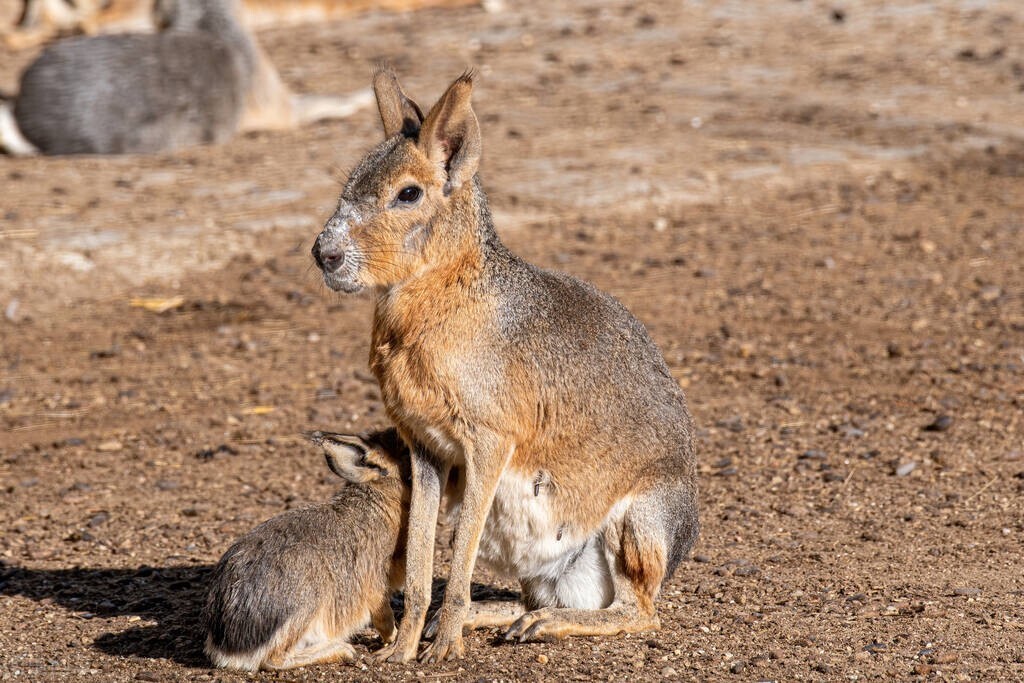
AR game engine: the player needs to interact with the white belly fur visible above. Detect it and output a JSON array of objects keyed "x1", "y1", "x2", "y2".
[{"x1": 475, "y1": 469, "x2": 630, "y2": 588}]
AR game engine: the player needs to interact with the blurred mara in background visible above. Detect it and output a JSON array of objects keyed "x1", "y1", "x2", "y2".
[{"x1": 0, "y1": 0, "x2": 400, "y2": 155}]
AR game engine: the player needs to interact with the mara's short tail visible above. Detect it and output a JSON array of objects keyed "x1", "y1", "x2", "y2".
[{"x1": 0, "y1": 101, "x2": 38, "y2": 157}]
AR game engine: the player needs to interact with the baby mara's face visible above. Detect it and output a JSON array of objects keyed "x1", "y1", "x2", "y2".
[{"x1": 312, "y1": 428, "x2": 409, "y2": 484}]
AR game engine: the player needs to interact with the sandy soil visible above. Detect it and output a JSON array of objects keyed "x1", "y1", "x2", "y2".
[{"x1": 1, "y1": 0, "x2": 1023, "y2": 680}]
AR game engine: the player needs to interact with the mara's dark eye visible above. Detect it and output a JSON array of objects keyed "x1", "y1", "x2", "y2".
[{"x1": 396, "y1": 186, "x2": 422, "y2": 204}]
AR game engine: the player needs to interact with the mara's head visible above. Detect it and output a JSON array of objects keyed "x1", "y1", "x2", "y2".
[{"x1": 311, "y1": 68, "x2": 482, "y2": 293}]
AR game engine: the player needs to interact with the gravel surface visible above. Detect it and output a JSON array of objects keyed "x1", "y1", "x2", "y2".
[{"x1": 1, "y1": 0, "x2": 1023, "y2": 680}]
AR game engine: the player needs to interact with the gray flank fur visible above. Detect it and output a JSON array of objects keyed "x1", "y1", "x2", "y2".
[{"x1": 203, "y1": 481, "x2": 400, "y2": 657}]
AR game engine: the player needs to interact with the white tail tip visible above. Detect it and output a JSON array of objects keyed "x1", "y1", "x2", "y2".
[{"x1": 0, "y1": 102, "x2": 38, "y2": 156}]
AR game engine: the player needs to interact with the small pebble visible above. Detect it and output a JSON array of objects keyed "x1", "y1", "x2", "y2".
[
  {"x1": 952, "y1": 587, "x2": 981, "y2": 596},
  {"x1": 923, "y1": 414, "x2": 953, "y2": 432},
  {"x1": 716, "y1": 416, "x2": 745, "y2": 433},
  {"x1": 729, "y1": 660, "x2": 745, "y2": 674},
  {"x1": 816, "y1": 256, "x2": 836, "y2": 269},
  {"x1": 692, "y1": 554, "x2": 711, "y2": 563},
  {"x1": 661, "y1": 666, "x2": 678, "y2": 677},
  {"x1": 979, "y1": 285, "x2": 1001, "y2": 302},
  {"x1": 4, "y1": 299, "x2": 20, "y2": 323},
  {"x1": 97, "y1": 440, "x2": 123, "y2": 452},
  {"x1": 135, "y1": 671, "x2": 161, "y2": 681},
  {"x1": 895, "y1": 461, "x2": 917, "y2": 477},
  {"x1": 87, "y1": 512, "x2": 109, "y2": 528},
  {"x1": 929, "y1": 652, "x2": 958, "y2": 664},
  {"x1": 536, "y1": 654, "x2": 548, "y2": 664}
]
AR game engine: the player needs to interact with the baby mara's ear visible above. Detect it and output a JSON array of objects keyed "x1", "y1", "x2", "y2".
[
  {"x1": 373, "y1": 66, "x2": 424, "y2": 139},
  {"x1": 311, "y1": 432, "x2": 389, "y2": 483},
  {"x1": 418, "y1": 70, "x2": 480, "y2": 196}
]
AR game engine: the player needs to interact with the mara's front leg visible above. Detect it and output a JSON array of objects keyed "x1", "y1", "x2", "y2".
[
  {"x1": 375, "y1": 449, "x2": 446, "y2": 663},
  {"x1": 419, "y1": 438, "x2": 515, "y2": 663}
]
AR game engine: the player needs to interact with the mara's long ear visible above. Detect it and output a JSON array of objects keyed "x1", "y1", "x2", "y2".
[
  {"x1": 312, "y1": 432, "x2": 388, "y2": 483},
  {"x1": 373, "y1": 67, "x2": 424, "y2": 139},
  {"x1": 418, "y1": 71, "x2": 481, "y2": 196}
]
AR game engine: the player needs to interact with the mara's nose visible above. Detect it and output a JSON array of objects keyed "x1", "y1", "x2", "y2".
[
  {"x1": 321, "y1": 248, "x2": 345, "y2": 271},
  {"x1": 312, "y1": 236, "x2": 346, "y2": 272}
]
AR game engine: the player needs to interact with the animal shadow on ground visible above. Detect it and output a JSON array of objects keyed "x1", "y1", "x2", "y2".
[
  {"x1": 0, "y1": 560, "x2": 215, "y2": 667},
  {"x1": 0, "y1": 561, "x2": 519, "y2": 665}
]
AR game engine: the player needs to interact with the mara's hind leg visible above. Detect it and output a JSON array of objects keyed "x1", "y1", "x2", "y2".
[
  {"x1": 239, "y1": 48, "x2": 373, "y2": 132},
  {"x1": 263, "y1": 638, "x2": 355, "y2": 670},
  {"x1": 505, "y1": 483, "x2": 698, "y2": 643},
  {"x1": 290, "y1": 90, "x2": 375, "y2": 126},
  {"x1": 423, "y1": 600, "x2": 525, "y2": 639},
  {"x1": 262, "y1": 612, "x2": 358, "y2": 670}
]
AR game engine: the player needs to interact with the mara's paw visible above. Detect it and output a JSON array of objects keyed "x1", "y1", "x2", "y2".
[
  {"x1": 504, "y1": 609, "x2": 564, "y2": 643},
  {"x1": 373, "y1": 638, "x2": 418, "y2": 664},
  {"x1": 418, "y1": 630, "x2": 464, "y2": 663}
]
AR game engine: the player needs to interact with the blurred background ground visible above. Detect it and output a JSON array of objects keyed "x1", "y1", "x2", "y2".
[{"x1": 1, "y1": 0, "x2": 1023, "y2": 680}]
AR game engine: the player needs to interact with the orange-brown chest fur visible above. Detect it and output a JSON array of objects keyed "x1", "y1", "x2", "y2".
[{"x1": 369, "y1": 254, "x2": 497, "y2": 461}]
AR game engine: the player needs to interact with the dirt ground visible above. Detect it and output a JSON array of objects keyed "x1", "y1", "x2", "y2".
[{"x1": 1, "y1": 0, "x2": 1023, "y2": 680}]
